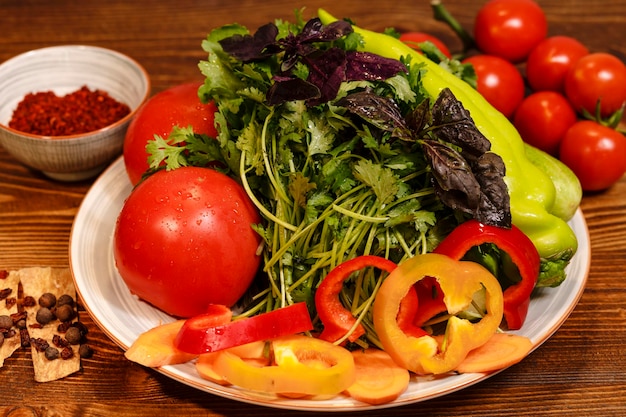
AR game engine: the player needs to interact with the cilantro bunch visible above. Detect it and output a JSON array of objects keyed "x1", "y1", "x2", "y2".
[{"x1": 147, "y1": 13, "x2": 509, "y2": 348}]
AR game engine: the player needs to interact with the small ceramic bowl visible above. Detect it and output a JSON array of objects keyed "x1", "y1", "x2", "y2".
[{"x1": 0, "y1": 45, "x2": 150, "y2": 181}]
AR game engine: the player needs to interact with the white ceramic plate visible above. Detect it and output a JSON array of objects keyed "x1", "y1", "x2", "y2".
[{"x1": 69, "y1": 156, "x2": 591, "y2": 412}]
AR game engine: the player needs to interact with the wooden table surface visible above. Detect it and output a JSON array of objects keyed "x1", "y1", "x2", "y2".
[{"x1": 1, "y1": 0, "x2": 625, "y2": 416}]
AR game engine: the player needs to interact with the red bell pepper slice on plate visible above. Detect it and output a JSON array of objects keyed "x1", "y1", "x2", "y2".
[{"x1": 174, "y1": 302, "x2": 313, "y2": 354}]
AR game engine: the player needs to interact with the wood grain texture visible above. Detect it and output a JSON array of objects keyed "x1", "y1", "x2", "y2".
[{"x1": 1, "y1": 0, "x2": 626, "y2": 415}]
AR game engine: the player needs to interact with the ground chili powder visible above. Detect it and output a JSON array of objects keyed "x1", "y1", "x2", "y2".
[{"x1": 8, "y1": 85, "x2": 131, "y2": 136}]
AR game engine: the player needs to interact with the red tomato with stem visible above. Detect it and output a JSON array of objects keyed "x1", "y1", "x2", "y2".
[
  {"x1": 513, "y1": 91, "x2": 578, "y2": 156},
  {"x1": 123, "y1": 82, "x2": 218, "y2": 185},
  {"x1": 463, "y1": 55, "x2": 525, "y2": 118},
  {"x1": 113, "y1": 166, "x2": 263, "y2": 317},
  {"x1": 559, "y1": 121, "x2": 626, "y2": 191},
  {"x1": 399, "y1": 32, "x2": 452, "y2": 59},
  {"x1": 564, "y1": 53, "x2": 626, "y2": 118},
  {"x1": 473, "y1": 0, "x2": 547, "y2": 63},
  {"x1": 525, "y1": 36, "x2": 589, "y2": 93}
]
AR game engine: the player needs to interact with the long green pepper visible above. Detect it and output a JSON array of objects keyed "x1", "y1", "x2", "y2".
[{"x1": 318, "y1": 9, "x2": 579, "y2": 286}]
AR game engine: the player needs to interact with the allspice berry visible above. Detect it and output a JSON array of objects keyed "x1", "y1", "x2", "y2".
[{"x1": 54, "y1": 304, "x2": 75, "y2": 322}]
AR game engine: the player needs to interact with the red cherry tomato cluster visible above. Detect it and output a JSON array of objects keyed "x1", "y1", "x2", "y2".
[{"x1": 403, "y1": 0, "x2": 626, "y2": 192}]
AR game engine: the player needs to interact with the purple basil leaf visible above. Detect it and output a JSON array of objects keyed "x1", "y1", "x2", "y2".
[
  {"x1": 336, "y1": 89, "x2": 413, "y2": 141},
  {"x1": 299, "y1": 18, "x2": 354, "y2": 43},
  {"x1": 425, "y1": 89, "x2": 511, "y2": 227},
  {"x1": 266, "y1": 76, "x2": 321, "y2": 105},
  {"x1": 304, "y1": 48, "x2": 347, "y2": 106},
  {"x1": 345, "y1": 51, "x2": 407, "y2": 81},
  {"x1": 430, "y1": 88, "x2": 490, "y2": 161},
  {"x1": 405, "y1": 98, "x2": 431, "y2": 134},
  {"x1": 219, "y1": 22, "x2": 280, "y2": 62},
  {"x1": 422, "y1": 139, "x2": 482, "y2": 216},
  {"x1": 473, "y1": 152, "x2": 511, "y2": 227}
]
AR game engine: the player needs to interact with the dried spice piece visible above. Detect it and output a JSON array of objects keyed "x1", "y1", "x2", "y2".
[
  {"x1": 2, "y1": 267, "x2": 92, "y2": 377},
  {"x1": 36, "y1": 307, "x2": 54, "y2": 325},
  {"x1": 0, "y1": 315, "x2": 12, "y2": 329},
  {"x1": 79, "y1": 344, "x2": 94, "y2": 359},
  {"x1": 38, "y1": 293, "x2": 57, "y2": 308},
  {"x1": 54, "y1": 304, "x2": 75, "y2": 322},
  {"x1": 21, "y1": 296, "x2": 36, "y2": 308},
  {"x1": 19, "y1": 267, "x2": 81, "y2": 382},
  {"x1": 5, "y1": 298, "x2": 17, "y2": 309},
  {"x1": 0, "y1": 271, "x2": 21, "y2": 368},
  {"x1": 0, "y1": 288, "x2": 12, "y2": 300},
  {"x1": 64, "y1": 327, "x2": 82, "y2": 345},
  {"x1": 45, "y1": 347, "x2": 59, "y2": 361},
  {"x1": 8, "y1": 85, "x2": 131, "y2": 136},
  {"x1": 31, "y1": 337, "x2": 49, "y2": 352}
]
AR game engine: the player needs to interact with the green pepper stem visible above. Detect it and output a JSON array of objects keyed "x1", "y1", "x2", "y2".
[{"x1": 430, "y1": 0, "x2": 475, "y2": 53}]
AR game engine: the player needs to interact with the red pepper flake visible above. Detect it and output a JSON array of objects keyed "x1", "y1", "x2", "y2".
[
  {"x1": 8, "y1": 85, "x2": 131, "y2": 136},
  {"x1": 0, "y1": 270, "x2": 8, "y2": 280}
]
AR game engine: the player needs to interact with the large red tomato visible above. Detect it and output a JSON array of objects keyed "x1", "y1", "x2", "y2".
[
  {"x1": 473, "y1": 0, "x2": 547, "y2": 63},
  {"x1": 463, "y1": 54, "x2": 525, "y2": 118},
  {"x1": 123, "y1": 82, "x2": 218, "y2": 185},
  {"x1": 113, "y1": 166, "x2": 263, "y2": 318},
  {"x1": 513, "y1": 91, "x2": 578, "y2": 156},
  {"x1": 559, "y1": 121, "x2": 626, "y2": 191},
  {"x1": 525, "y1": 36, "x2": 589, "y2": 93},
  {"x1": 564, "y1": 53, "x2": 626, "y2": 118}
]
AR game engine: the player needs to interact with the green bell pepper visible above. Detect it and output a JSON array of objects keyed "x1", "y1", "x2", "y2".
[{"x1": 318, "y1": 9, "x2": 580, "y2": 287}]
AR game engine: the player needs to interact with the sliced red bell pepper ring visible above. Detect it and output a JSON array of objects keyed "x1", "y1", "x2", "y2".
[
  {"x1": 373, "y1": 253, "x2": 504, "y2": 375},
  {"x1": 433, "y1": 219, "x2": 540, "y2": 330},
  {"x1": 174, "y1": 302, "x2": 313, "y2": 354},
  {"x1": 315, "y1": 255, "x2": 397, "y2": 343}
]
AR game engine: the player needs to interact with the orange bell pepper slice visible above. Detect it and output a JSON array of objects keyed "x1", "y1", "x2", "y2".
[
  {"x1": 373, "y1": 253, "x2": 504, "y2": 375},
  {"x1": 212, "y1": 334, "x2": 356, "y2": 396}
]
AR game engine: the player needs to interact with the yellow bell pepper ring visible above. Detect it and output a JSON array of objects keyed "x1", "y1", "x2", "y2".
[
  {"x1": 212, "y1": 334, "x2": 356, "y2": 396},
  {"x1": 373, "y1": 253, "x2": 504, "y2": 375}
]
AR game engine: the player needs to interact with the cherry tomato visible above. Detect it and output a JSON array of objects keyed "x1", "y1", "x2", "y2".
[
  {"x1": 113, "y1": 166, "x2": 263, "y2": 317},
  {"x1": 525, "y1": 36, "x2": 589, "y2": 93},
  {"x1": 564, "y1": 53, "x2": 626, "y2": 118},
  {"x1": 473, "y1": 0, "x2": 547, "y2": 63},
  {"x1": 559, "y1": 121, "x2": 626, "y2": 191},
  {"x1": 123, "y1": 82, "x2": 218, "y2": 185},
  {"x1": 513, "y1": 91, "x2": 578, "y2": 156},
  {"x1": 463, "y1": 55, "x2": 525, "y2": 118},
  {"x1": 399, "y1": 32, "x2": 452, "y2": 59}
]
